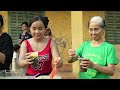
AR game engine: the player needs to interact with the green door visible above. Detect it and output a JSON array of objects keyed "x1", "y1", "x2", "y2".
[{"x1": 8, "y1": 11, "x2": 45, "y2": 45}]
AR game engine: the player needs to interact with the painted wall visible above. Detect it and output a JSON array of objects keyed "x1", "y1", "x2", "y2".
[
  {"x1": 0, "y1": 11, "x2": 8, "y2": 33},
  {"x1": 45, "y1": 11, "x2": 72, "y2": 64},
  {"x1": 71, "y1": 11, "x2": 84, "y2": 73}
]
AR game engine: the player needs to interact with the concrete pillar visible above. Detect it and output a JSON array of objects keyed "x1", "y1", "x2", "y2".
[{"x1": 71, "y1": 11, "x2": 84, "y2": 73}]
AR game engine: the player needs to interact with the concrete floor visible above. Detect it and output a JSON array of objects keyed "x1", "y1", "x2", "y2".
[
  {"x1": 110, "y1": 63, "x2": 120, "y2": 79},
  {"x1": 58, "y1": 72, "x2": 78, "y2": 79}
]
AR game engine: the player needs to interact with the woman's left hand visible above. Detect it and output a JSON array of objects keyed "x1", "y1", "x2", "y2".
[{"x1": 80, "y1": 58, "x2": 95, "y2": 68}]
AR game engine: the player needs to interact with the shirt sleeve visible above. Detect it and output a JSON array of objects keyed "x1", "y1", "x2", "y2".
[
  {"x1": 75, "y1": 42, "x2": 85, "y2": 57},
  {"x1": 1, "y1": 34, "x2": 13, "y2": 68},
  {"x1": 107, "y1": 45, "x2": 118, "y2": 65}
]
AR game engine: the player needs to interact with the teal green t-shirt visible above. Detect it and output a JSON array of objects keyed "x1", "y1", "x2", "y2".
[{"x1": 76, "y1": 41, "x2": 118, "y2": 79}]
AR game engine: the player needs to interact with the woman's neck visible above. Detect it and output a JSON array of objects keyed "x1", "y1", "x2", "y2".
[
  {"x1": 91, "y1": 39, "x2": 104, "y2": 47},
  {"x1": 33, "y1": 37, "x2": 46, "y2": 43}
]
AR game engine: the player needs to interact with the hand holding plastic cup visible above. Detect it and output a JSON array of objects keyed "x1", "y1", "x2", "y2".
[
  {"x1": 30, "y1": 52, "x2": 38, "y2": 58},
  {"x1": 78, "y1": 57, "x2": 88, "y2": 72}
]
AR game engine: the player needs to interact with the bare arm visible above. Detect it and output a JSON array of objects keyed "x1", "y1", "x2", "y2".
[
  {"x1": 0, "y1": 52, "x2": 5, "y2": 64},
  {"x1": 18, "y1": 41, "x2": 33, "y2": 68},
  {"x1": 51, "y1": 40, "x2": 63, "y2": 68},
  {"x1": 92, "y1": 64, "x2": 115, "y2": 76}
]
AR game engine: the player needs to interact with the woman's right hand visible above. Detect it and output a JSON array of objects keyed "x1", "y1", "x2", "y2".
[
  {"x1": 68, "y1": 49, "x2": 77, "y2": 63},
  {"x1": 68, "y1": 49, "x2": 76, "y2": 58},
  {"x1": 24, "y1": 53, "x2": 35, "y2": 65}
]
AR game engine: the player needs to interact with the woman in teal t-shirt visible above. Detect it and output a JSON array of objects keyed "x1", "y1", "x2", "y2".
[{"x1": 68, "y1": 16, "x2": 118, "y2": 79}]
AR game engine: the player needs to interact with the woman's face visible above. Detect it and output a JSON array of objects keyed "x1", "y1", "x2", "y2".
[
  {"x1": 88, "y1": 22, "x2": 104, "y2": 41},
  {"x1": 22, "y1": 24, "x2": 28, "y2": 31},
  {"x1": 30, "y1": 20, "x2": 46, "y2": 40}
]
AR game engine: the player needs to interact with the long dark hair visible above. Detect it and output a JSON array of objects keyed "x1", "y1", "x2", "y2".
[
  {"x1": 29, "y1": 16, "x2": 49, "y2": 29},
  {"x1": 45, "y1": 28, "x2": 52, "y2": 36}
]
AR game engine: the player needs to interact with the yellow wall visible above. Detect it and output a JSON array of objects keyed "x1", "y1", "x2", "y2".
[
  {"x1": 71, "y1": 11, "x2": 84, "y2": 73},
  {"x1": 0, "y1": 11, "x2": 8, "y2": 33},
  {"x1": 45, "y1": 11, "x2": 72, "y2": 64}
]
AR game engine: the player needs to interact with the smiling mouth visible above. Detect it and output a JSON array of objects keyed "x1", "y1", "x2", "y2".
[
  {"x1": 92, "y1": 35, "x2": 96, "y2": 37},
  {"x1": 35, "y1": 35, "x2": 40, "y2": 36}
]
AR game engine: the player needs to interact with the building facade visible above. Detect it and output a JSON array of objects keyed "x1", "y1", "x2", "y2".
[{"x1": 1, "y1": 11, "x2": 120, "y2": 74}]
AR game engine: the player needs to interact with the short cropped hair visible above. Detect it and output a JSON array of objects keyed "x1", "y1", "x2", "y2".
[{"x1": 13, "y1": 44, "x2": 20, "y2": 51}]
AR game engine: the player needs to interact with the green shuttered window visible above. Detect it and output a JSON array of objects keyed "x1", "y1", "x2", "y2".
[{"x1": 105, "y1": 11, "x2": 120, "y2": 44}]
